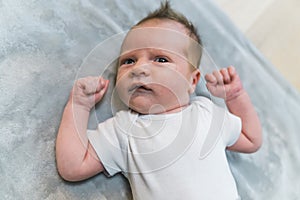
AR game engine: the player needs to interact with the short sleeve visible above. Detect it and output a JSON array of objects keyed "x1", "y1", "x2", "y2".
[
  {"x1": 192, "y1": 97, "x2": 241, "y2": 149},
  {"x1": 87, "y1": 116, "x2": 127, "y2": 176},
  {"x1": 222, "y1": 111, "x2": 242, "y2": 147}
]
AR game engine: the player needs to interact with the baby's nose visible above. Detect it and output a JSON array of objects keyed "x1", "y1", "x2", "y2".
[{"x1": 130, "y1": 63, "x2": 150, "y2": 77}]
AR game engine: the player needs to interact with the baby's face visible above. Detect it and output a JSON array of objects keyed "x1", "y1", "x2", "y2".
[{"x1": 116, "y1": 19, "x2": 200, "y2": 114}]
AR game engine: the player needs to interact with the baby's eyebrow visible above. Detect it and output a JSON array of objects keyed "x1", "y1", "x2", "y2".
[{"x1": 119, "y1": 51, "x2": 135, "y2": 59}]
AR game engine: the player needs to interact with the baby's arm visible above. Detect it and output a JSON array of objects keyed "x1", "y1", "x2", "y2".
[
  {"x1": 205, "y1": 66, "x2": 262, "y2": 153},
  {"x1": 56, "y1": 77, "x2": 109, "y2": 181}
]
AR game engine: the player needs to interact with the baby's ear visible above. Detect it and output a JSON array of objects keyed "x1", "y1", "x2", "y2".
[{"x1": 188, "y1": 69, "x2": 200, "y2": 94}]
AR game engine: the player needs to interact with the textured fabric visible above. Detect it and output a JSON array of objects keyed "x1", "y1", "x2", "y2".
[{"x1": 88, "y1": 97, "x2": 241, "y2": 199}]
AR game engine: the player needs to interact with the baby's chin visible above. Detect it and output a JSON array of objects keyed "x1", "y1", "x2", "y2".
[
  {"x1": 129, "y1": 103, "x2": 188, "y2": 115},
  {"x1": 122, "y1": 95, "x2": 190, "y2": 115},
  {"x1": 128, "y1": 104, "x2": 166, "y2": 115}
]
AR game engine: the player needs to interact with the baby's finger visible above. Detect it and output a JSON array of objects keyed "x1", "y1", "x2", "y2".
[
  {"x1": 94, "y1": 79, "x2": 109, "y2": 103},
  {"x1": 82, "y1": 77, "x2": 100, "y2": 95},
  {"x1": 228, "y1": 66, "x2": 241, "y2": 84},
  {"x1": 228, "y1": 66, "x2": 236, "y2": 79},
  {"x1": 212, "y1": 70, "x2": 224, "y2": 85},
  {"x1": 220, "y1": 68, "x2": 230, "y2": 84},
  {"x1": 95, "y1": 77, "x2": 106, "y2": 93},
  {"x1": 204, "y1": 73, "x2": 217, "y2": 84}
]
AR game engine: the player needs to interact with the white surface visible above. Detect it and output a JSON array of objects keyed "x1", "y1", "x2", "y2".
[{"x1": 214, "y1": 0, "x2": 300, "y2": 91}]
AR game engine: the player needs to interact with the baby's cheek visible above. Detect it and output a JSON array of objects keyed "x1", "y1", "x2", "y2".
[
  {"x1": 116, "y1": 71, "x2": 125, "y2": 82},
  {"x1": 116, "y1": 88, "x2": 129, "y2": 107}
]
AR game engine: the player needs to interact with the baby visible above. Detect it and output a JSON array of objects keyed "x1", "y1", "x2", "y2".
[{"x1": 56, "y1": 2, "x2": 262, "y2": 199}]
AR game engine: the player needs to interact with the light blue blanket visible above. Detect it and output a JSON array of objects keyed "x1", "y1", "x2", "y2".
[{"x1": 1, "y1": 0, "x2": 299, "y2": 199}]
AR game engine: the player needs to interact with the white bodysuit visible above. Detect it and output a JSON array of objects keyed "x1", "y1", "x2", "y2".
[{"x1": 88, "y1": 96, "x2": 241, "y2": 200}]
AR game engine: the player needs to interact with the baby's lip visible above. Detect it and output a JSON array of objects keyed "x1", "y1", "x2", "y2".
[{"x1": 129, "y1": 83, "x2": 152, "y2": 92}]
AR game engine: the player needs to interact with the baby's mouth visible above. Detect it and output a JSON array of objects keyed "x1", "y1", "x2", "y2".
[{"x1": 129, "y1": 84, "x2": 152, "y2": 93}]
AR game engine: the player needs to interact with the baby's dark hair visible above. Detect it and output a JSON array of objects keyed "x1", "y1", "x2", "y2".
[{"x1": 135, "y1": 1, "x2": 202, "y2": 67}]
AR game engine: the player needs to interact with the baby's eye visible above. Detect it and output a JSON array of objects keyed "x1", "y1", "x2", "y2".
[
  {"x1": 154, "y1": 57, "x2": 169, "y2": 63},
  {"x1": 122, "y1": 58, "x2": 135, "y2": 65}
]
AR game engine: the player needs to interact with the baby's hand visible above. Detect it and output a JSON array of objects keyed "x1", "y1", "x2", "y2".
[
  {"x1": 205, "y1": 66, "x2": 244, "y2": 101},
  {"x1": 71, "y1": 76, "x2": 109, "y2": 111}
]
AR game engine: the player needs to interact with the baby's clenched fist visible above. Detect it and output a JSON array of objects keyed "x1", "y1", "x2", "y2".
[
  {"x1": 70, "y1": 76, "x2": 109, "y2": 111},
  {"x1": 205, "y1": 66, "x2": 244, "y2": 101}
]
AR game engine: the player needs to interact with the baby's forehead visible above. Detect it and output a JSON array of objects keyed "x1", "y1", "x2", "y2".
[{"x1": 121, "y1": 27, "x2": 190, "y2": 56}]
